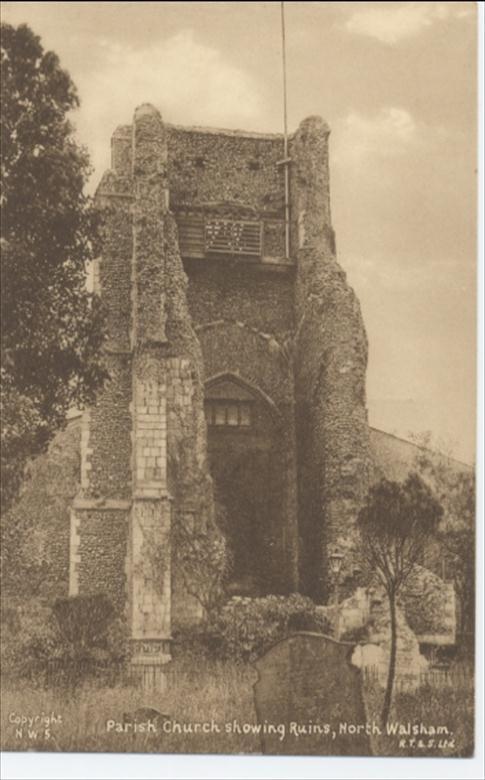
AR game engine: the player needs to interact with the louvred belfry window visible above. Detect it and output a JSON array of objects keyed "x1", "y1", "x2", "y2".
[
  {"x1": 205, "y1": 400, "x2": 252, "y2": 427},
  {"x1": 205, "y1": 218, "x2": 262, "y2": 256}
]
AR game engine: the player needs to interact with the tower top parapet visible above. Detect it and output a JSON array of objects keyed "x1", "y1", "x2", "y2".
[{"x1": 103, "y1": 105, "x2": 332, "y2": 268}]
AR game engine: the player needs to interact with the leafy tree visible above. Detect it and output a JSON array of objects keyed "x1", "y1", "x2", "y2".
[
  {"x1": 410, "y1": 432, "x2": 475, "y2": 646},
  {"x1": 357, "y1": 472, "x2": 443, "y2": 724},
  {"x1": 1, "y1": 23, "x2": 105, "y2": 512}
]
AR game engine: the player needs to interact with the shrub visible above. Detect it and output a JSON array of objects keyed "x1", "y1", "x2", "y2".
[
  {"x1": 206, "y1": 593, "x2": 331, "y2": 662},
  {"x1": 1, "y1": 594, "x2": 126, "y2": 687},
  {"x1": 0, "y1": 601, "x2": 66, "y2": 682},
  {"x1": 52, "y1": 594, "x2": 115, "y2": 653},
  {"x1": 48, "y1": 594, "x2": 127, "y2": 684}
]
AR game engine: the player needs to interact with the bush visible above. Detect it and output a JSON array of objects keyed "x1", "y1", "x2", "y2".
[
  {"x1": 1, "y1": 594, "x2": 127, "y2": 687},
  {"x1": 48, "y1": 594, "x2": 127, "y2": 684},
  {"x1": 105, "y1": 617, "x2": 131, "y2": 665},
  {"x1": 205, "y1": 593, "x2": 331, "y2": 662},
  {"x1": 52, "y1": 593, "x2": 115, "y2": 652},
  {"x1": 1, "y1": 600, "x2": 66, "y2": 682}
]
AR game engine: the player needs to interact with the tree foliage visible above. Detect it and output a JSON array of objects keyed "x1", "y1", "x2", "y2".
[
  {"x1": 357, "y1": 472, "x2": 443, "y2": 724},
  {"x1": 1, "y1": 23, "x2": 105, "y2": 511},
  {"x1": 358, "y1": 473, "x2": 443, "y2": 593},
  {"x1": 410, "y1": 432, "x2": 475, "y2": 644}
]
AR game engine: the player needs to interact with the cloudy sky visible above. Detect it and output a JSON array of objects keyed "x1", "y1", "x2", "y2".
[{"x1": 3, "y1": 1, "x2": 478, "y2": 461}]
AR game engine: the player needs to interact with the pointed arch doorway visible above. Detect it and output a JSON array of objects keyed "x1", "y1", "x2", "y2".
[{"x1": 205, "y1": 374, "x2": 287, "y2": 596}]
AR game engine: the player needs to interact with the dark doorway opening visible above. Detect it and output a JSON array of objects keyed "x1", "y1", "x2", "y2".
[{"x1": 205, "y1": 376, "x2": 285, "y2": 596}]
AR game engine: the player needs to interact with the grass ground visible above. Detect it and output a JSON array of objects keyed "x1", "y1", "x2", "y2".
[
  {"x1": 362, "y1": 661, "x2": 475, "y2": 757},
  {"x1": 1, "y1": 656, "x2": 474, "y2": 756},
  {"x1": 1, "y1": 657, "x2": 260, "y2": 754}
]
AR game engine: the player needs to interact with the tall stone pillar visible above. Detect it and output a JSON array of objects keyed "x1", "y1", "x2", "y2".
[
  {"x1": 290, "y1": 116, "x2": 371, "y2": 601},
  {"x1": 70, "y1": 104, "x2": 215, "y2": 681},
  {"x1": 129, "y1": 104, "x2": 172, "y2": 671}
]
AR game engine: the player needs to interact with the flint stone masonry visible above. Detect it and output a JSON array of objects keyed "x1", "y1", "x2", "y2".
[
  {"x1": 96, "y1": 197, "x2": 132, "y2": 351},
  {"x1": 82, "y1": 355, "x2": 132, "y2": 500},
  {"x1": 167, "y1": 127, "x2": 286, "y2": 213},
  {"x1": 0, "y1": 102, "x2": 424, "y2": 671},
  {"x1": 185, "y1": 262, "x2": 295, "y2": 344},
  {"x1": 4, "y1": 418, "x2": 462, "y2": 650},
  {"x1": 290, "y1": 116, "x2": 371, "y2": 599},
  {"x1": 74, "y1": 509, "x2": 129, "y2": 614},
  {"x1": 69, "y1": 104, "x2": 375, "y2": 663}
]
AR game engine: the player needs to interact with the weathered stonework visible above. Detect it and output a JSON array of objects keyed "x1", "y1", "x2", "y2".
[
  {"x1": 290, "y1": 116, "x2": 371, "y2": 599},
  {"x1": 67, "y1": 104, "x2": 378, "y2": 668},
  {"x1": 70, "y1": 105, "x2": 222, "y2": 674},
  {"x1": 6, "y1": 417, "x2": 467, "y2": 604},
  {"x1": 74, "y1": 507, "x2": 129, "y2": 614}
]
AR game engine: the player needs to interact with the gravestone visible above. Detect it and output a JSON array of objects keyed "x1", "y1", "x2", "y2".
[{"x1": 252, "y1": 632, "x2": 372, "y2": 755}]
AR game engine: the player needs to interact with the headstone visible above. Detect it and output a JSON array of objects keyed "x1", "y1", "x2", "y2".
[
  {"x1": 368, "y1": 600, "x2": 429, "y2": 690},
  {"x1": 252, "y1": 632, "x2": 372, "y2": 755}
]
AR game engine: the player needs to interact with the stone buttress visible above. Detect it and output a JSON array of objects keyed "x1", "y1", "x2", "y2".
[
  {"x1": 70, "y1": 105, "x2": 214, "y2": 672},
  {"x1": 290, "y1": 116, "x2": 371, "y2": 600}
]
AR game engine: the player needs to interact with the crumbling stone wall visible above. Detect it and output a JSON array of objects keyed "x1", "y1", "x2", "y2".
[
  {"x1": 290, "y1": 116, "x2": 371, "y2": 600},
  {"x1": 167, "y1": 127, "x2": 285, "y2": 213},
  {"x1": 68, "y1": 105, "x2": 219, "y2": 666},
  {"x1": 186, "y1": 263, "x2": 294, "y2": 345},
  {"x1": 41, "y1": 102, "x2": 375, "y2": 669}
]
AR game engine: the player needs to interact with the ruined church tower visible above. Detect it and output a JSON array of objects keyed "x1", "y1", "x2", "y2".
[{"x1": 69, "y1": 104, "x2": 371, "y2": 672}]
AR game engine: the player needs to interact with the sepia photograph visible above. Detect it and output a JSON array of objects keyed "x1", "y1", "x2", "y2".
[{"x1": 0, "y1": 2, "x2": 482, "y2": 777}]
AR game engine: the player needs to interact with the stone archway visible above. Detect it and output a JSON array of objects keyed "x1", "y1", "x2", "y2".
[{"x1": 205, "y1": 374, "x2": 286, "y2": 596}]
